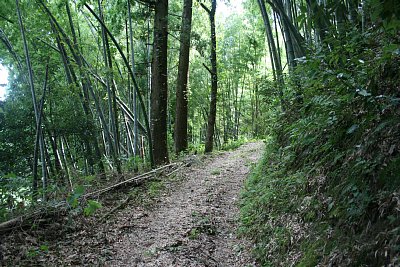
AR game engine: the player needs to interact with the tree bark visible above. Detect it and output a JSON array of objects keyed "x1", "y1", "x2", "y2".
[
  {"x1": 201, "y1": 0, "x2": 218, "y2": 153},
  {"x1": 151, "y1": 0, "x2": 169, "y2": 165},
  {"x1": 174, "y1": 0, "x2": 193, "y2": 154}
]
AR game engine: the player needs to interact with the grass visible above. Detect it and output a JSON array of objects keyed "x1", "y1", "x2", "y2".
[{"x1": 211, "y1": 169, "x2": 221, "y2": 175}]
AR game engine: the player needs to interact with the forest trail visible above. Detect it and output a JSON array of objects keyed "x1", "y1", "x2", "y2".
[
  {"x1": 1, "y1": 142, "x2": 263, "y2": 266},
  {"x1": 109, "y1": 141, "x2": 263, "y2": 266}
]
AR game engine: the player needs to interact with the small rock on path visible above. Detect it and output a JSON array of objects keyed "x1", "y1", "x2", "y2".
[{"x1": 109, "y1": 141, "x2": 263, "y2": 267}]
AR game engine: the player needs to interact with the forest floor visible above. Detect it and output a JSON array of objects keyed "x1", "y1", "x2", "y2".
[{"x1": 1, "y1": 141, "x2": 263, "y2": 267}]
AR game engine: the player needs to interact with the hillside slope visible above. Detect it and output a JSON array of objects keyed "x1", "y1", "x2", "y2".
[{"x1": 240, "y1": 29, "x2": 400, "y2": 266}]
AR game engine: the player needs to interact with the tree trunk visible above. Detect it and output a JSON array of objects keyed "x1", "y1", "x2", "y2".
[
  {"x1": 16, "y1": 0, "x2": 47, "y2": 200},
  {"x1": 128, "y1": 0, "x2": 139, "y2": 158},
  {"x1": 174, "y1": 0, "x2": 193, "y2": 154},
  {"x1": 98, "y1": 0, "x2": 122, "y2": 173},
  {"x1": 151, "y1": 0, "x2": 169, "y2": 165},
  {"x1": 258, "y1": 0, "x2": 285, "y2": 110},
  {"x1": 235, "y1": 75, "x2": 246, "y2": 139},
  {"x1": 64, "y1": 2, "x2": 105, "y2": 174},
  {"x1": 201, "y1": 0, "x2": 218, "y2": 153}
]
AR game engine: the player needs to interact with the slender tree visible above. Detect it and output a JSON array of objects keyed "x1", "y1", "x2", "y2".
[
  {"x1": 266, "y1": 0, "x2": 305, "y2": 56},
  {"x1": 201, "y1": 0, "x2": 218, "y2": 153},
  {"x1": 84, "y1": 3, "x2": 155, "y2": 167},
  {"x1": 174, "y1": 0, "x2": 193, "y2": 154},
  {"x1": 16, "y1": 0, "x2": 47, "y2": 199},
  {"x1": 64, "y1": 2, "x2": 105, "y2": 174},
  {"x1": 127, "y1": 0, "x2": 139, "y2": 157},
  {"x1": 97, "y1": 0, "x2": 122, "y2": 173},
  {"x1": 258, "y1": 0, "x2": 285, "y2": 109}
]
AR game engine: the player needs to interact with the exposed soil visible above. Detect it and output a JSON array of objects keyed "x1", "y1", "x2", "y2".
[{"x1": 1, "y1": 142, "x2": 263, "y2": 266}]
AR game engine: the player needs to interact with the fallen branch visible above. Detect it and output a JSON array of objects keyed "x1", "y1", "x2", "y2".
[
  {"x1": 101, "y1": 196, "x2": 132, "y2": 221},
  {"x1": 0, "y1": 216, "x2": 24, "y2": 233},
  {"x1": 166, "y1": 162, "x2": 188, "y2": 177},
  {"x1": 0, "y1": 202, "x2": 67, "y2": 233},
  {"x1": 84, "y1": 162, "x2": 177, "y2": 198},
  {"x1": 0, "y1": 162, "x2": 178, "y2": 233}
]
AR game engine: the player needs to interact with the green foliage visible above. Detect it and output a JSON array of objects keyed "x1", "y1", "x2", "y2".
[
  {"x1": 188, "y1": 228, "x2": 200, "y2": 240},
  {"x1": 66, "y1": 185, "x2": 84, "y2": 209},
  {"x1": 0, "y1": 96, "x2": 35, "y2": 174},
  {"x1": 241, "y1": 22, "x2": 400, "y2": 266},
  {"x1": 0, "y1": 172, "x2": 30, "y2": 222},
  {"x1": 39, "y1": 244, "x2": 49, "y2": 252},
  {"x1": 147, "y1": 180, "x2": 165, "y2": 198},
  {"x1": 188, "y1": 143, "x2": 204, "y2": 154},
  {"x1": 240, "y1": 141, "x2": 308, "y2": 265},
  {"x1": 189, "y1": 211, "x2": 216, "y2": 239},
  {"x1": 368, "y1": 0, "x2": 400, "y2": 33},
  {"x1": 124, "y1": 156, "x2": 150, "y2": 173},
  {"x1": 66, "y1": 186, "x2": 102, "y2": 216},
  {"x1": 210, "y1": 169, "x2": 220, "y2": 175},
  {"x1": 26, "y1": 243, "x2": 49, "y2": 259},
  {"x1": 221, "y1": 138, "x2": 248, "y2": 151},
  {"x1": 83, "y1": 200, "x2": 102, "y2": 216}
]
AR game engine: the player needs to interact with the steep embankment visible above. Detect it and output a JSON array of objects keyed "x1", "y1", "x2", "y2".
[{"x1": 240, "y1": 31, "x2": 400, "y2": 266}]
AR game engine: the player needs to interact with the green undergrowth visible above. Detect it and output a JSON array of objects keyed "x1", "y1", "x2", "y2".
[
  {"x1": 240, "y1": 29, "x2": 400, "y2": 266},
  {"x1": 220, "y1": 137, "x2": 251, "y2": 151}
]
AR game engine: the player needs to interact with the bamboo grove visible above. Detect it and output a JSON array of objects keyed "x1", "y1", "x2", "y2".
[{"x1": 0, "y1": 0, "x2": 267, "y2": 208}]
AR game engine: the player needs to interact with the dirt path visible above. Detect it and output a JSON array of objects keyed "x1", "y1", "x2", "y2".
[
  {"x1": 109, "y1": 142, "x2": 263, "y2": 267},
  {"x1": 1, "y1": 142, "x2": 263, "y2": 266}
]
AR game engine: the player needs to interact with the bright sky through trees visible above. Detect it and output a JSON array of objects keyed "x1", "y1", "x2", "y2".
[
  {"x1": 0, "y1": 0, "x2": 242, "y2": 101},
  {"x1": 217, "y1": 0, "x2": 244, "y2": 19},
  {"x1": 0, "y1": 65, "x2": 7, "y2": 100}
]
